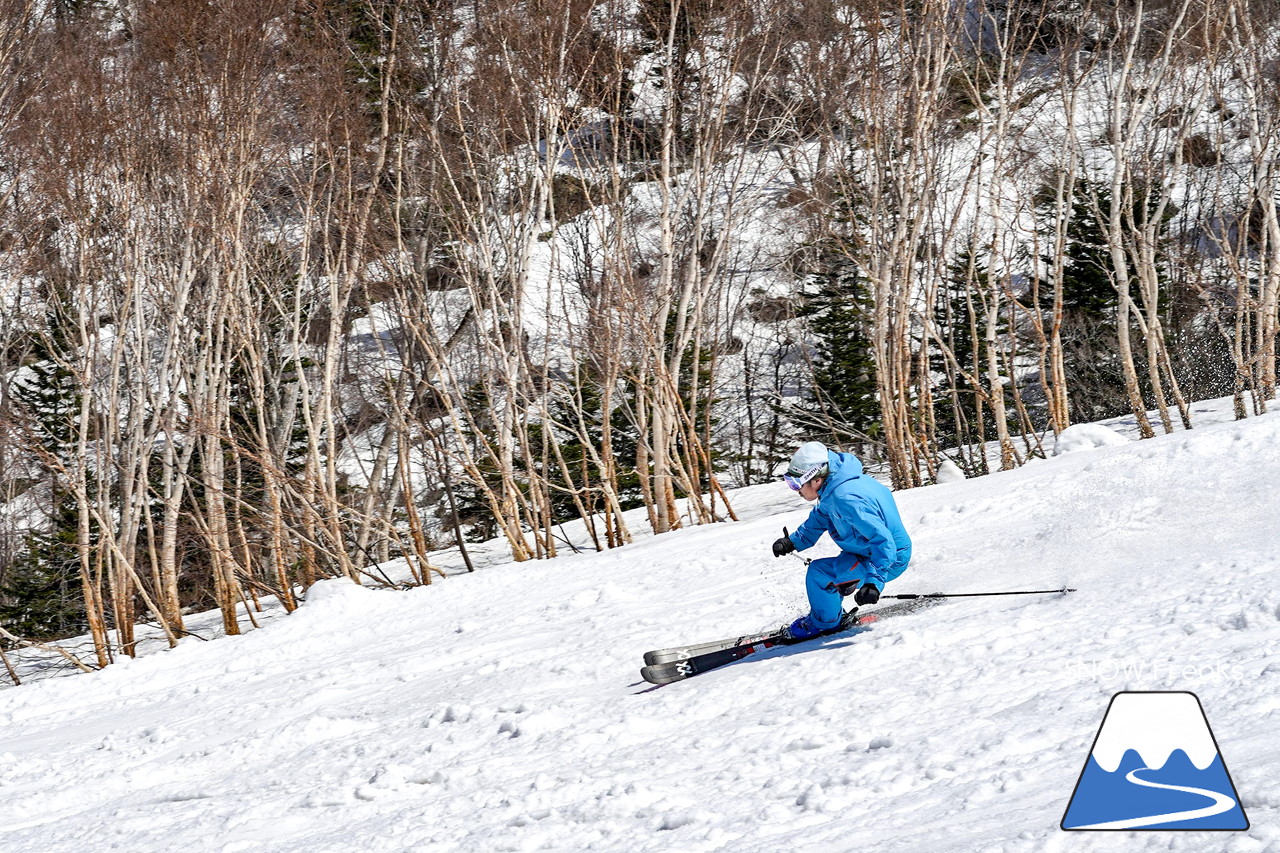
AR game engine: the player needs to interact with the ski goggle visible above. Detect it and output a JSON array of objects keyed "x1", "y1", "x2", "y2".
[{"x1": 783, "y1": 464, "x2": 825, "y2": 491}]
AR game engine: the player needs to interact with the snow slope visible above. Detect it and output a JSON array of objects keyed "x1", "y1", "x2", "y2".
[{"x1": 3, "y1": 407, "x2": 1280, "y2": 852}]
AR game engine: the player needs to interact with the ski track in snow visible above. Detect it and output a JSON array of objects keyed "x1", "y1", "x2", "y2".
[{"x1": 1, "y1": 398, "x2": 1279, "y2": 852}]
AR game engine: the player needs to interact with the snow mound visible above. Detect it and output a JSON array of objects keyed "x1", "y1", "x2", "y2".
[
  {"x1": 1052, "y1": 423, "x2": 1131, "y2": 456},
  {"x1": 936, "y1": 459, "x2": 966, "y2": 483},
  {"x1": 300, "y1": 577, "x2": 374, "y2": 606},
  {"x1": 290, "y1": 578, "x2": 379, "y2": 625}
]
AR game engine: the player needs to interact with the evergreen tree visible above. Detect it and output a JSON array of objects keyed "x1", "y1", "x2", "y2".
[
  {"x1": 1039, "y1": 178, "x2": 1174, "y2": 422},
  {"x1": 447, "y1": 385, "x2": 508, "y2": 544},
  {"x1": 0, "y1": 495, "x2": 86, "y2": 641},
  {"x1": 449, "y1": 374, "x2": 645, "y2": 543},
  {"x1": 524, "y1": 379, "x2": 646, "y2": 527},
  {"x1": 797, "y1": 247, "x2": 880, "y2": 442},
  {"x1": 1047, "y1": 179, "x2": 1116, "y2": 317},
  {"x1": 13, "y1": 354, "x2": 78, "y2": 458},
  {"x1": 931, "y1": 248, "x2": 991, "y2": 455},
  {"x1": 0, "y1": 347, "x2": 87, "y2": 641},
  {"x1": 1040, "y1": 179, "x2": 1128, "y2": 422}
]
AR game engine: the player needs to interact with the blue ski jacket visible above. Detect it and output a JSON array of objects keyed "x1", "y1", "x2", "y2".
[{"x1": 787, "y1": 450, "x2": 911, "y2": 588}]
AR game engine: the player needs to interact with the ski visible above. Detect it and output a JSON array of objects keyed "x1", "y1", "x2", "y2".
[
  {"x1": 638, "y1": 597, "x2": 944, "y2": 686},
  {"x1": 643, "y1": 630, "x2": 780, "y2": 667},
  {"x1": 641, "y1": 596, "x2": 941, "y2": 666},
  {"x1": 640, "y1": 633, "x2": 785, "y2": 684},
  {"x1": 639, "y1": 608, "x2": 863, "y2": 685}
]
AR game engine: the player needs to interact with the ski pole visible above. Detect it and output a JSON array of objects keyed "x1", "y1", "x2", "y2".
[
  {"x1": 780, "y1": 528, "x2": 1075, "y2": 599},
  {"x1": 881, "y1": 588, "x2": 1076, "y2": 600}
]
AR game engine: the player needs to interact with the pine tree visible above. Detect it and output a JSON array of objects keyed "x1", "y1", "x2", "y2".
[
  {"x1": 13, "y1": 354, "x2": 78, "y2": 458},
  {"x1": 540, "y1": 378, "x2": 644, "y2": 522},
  {"x1": 0, "y1": 348, "x2": 87, "y2": 641},
  {"x1": 930, "y1": 247, "x2": 1018, "y2": 471},
  {"x1": 1049, "y1": 179, "x2": 1116, "y2": 318},
  {"x1": 931, "y1": 248, "x2": 989, "y2": 453},
  {"x1": 797, "y1": 248, "x2": 880, "y2": 442},
  {"x1": 0, "y1": 496, "x2": 85, "y2": 641},
  {"x1": 1040, "y1": 179, "x2": 1130, "y2": 422},
  {"x1": 447, "y1": 385, "x2": 508, "y2": 544}
]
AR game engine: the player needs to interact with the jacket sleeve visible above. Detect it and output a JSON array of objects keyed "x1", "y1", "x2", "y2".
[
  {"x1": 836, "y1": 496, "x2": 895, "y2": 584},
  {"x1": 788, "y1": 504, "x2": 830, "y2": 552}
]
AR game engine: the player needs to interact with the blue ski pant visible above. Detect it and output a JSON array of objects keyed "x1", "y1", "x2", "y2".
[{"x1": 806, "y1": 548, "x2": 911, "y2": 628}]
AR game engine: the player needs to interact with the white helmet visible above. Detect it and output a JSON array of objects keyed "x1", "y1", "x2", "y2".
[{"x1": 783, "y1": 441, "x2": 829, "y2": 489}]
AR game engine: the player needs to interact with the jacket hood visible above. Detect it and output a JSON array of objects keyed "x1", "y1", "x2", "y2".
[{"x1": 819, "y1": 450, "x2": 863, "y2": 496}]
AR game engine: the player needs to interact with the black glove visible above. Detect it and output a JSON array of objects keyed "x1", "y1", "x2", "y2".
[
  {"x1": 772, "y1": 536, "x2": 796, "y2": 558},
  {"x1": 854, "y1": 583, "x2": 881, "y2": 605}
]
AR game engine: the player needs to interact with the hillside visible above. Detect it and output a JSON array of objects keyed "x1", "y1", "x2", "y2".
[
  {"x1": 1, "y1": 402, "x2": 1278, "y2": 851},
  {"x1": 9, "y1": 1, "x2": 1280, "y2": 658}
]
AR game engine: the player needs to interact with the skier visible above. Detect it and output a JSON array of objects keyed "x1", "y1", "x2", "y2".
[{"x1": 772, "y1": 441, "x2": 912, "y2": 641}]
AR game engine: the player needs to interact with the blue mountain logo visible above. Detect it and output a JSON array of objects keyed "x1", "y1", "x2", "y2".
[{"x1": 1062, "y1": 691, "x2": 1248, "y2": 831}]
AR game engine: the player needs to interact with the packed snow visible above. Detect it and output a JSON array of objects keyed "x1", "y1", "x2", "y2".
[{"x1": 2, "y1": 400, "x2": 1280, "y2": 852}]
